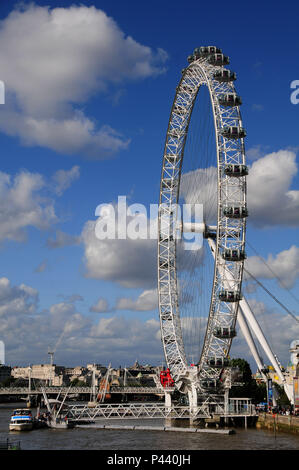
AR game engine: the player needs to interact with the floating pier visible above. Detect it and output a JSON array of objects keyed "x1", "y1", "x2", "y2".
[{"x1": 76, "y1": 423, "x2": 235, "y2": 435}]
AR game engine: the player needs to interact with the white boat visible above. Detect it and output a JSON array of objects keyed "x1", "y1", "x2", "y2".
[{"x1": 9, "y1": 409, "x2": 34, "y2": 431}]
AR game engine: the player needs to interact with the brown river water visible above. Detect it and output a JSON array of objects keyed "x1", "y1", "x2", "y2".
[{"x1": 1, "y1": 402, "x2": 299, "y2": 450}]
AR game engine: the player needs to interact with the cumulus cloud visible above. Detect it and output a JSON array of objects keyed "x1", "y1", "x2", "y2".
[
  {"x1": 0, "y1": 275, "x2": 163, "y2": 366},
  {"x1": 0, "y1": 4, "x2": 167, "y2": 157},
  {"x1": 0, "y1": 166, "x2": 81, "y2": 244},
  {"x1": 52, "y1": 166, "x2": 80, "y2": 196},
  {"x1": 179, "y1": 149, "x2": 299, "y2": 227},
  {"x1": 247, "y1": 149, "x2": 299, "y2": 227},
  {"x1": 245, "y1": 245, "x2": 299, "y2": 289},
  {"x1": 0, "y1": 277, "x2": 38, "y2": 318},
  {"x1": 0, "y1": 170, "x2": 57, "y2": 242},
  {"x1": 81, "y1": 202, "x2": 157, "y2": 288},
  {"x1": 116, "y1": 289, "x2": 158, "y2": 311},
  {"x1": 89, "y1": 297, "x2": 111, "y2": 313}
]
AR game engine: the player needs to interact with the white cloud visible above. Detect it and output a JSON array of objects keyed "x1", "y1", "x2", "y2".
[
  {"x1": 0, "y1": 166, "x2": 81, "y2": 244},
  {"x1": 232, "y1": 298, "x2": 299, "y2": 370},
  {"x1": 116, "y1": 289, "x2": 158, "y2": 311},
  {"x1": 246, "y1": 145, "x2": 269, "y2": 161},
  {"x1": 0, "y1": 4, "x2": 167, "y2": 157},
  {"x1": 180, "y1": 167, "x2": 218, "y2": 225},
  {"x1": 247, "y1": 149, "x2": 299, "y2": 227},
  {"x1": 245, "y1": 245, "x2": 299, "y2": 289},
  {"x1": 0, "y1": 170, "x2": 57, "y2": 242},
  {"x1": 0, "y1": 277, "x2": 38, "y2": 317},
  {"x1": 52, "y1": 166, "x2": 80, "y2": 196},
  {"x1": 81, "y1": 209, "x2": 157, "y2": 288},
  {"x1": 89, "y1": 298, "x2": 111, "y2": 313},
  {"x1": 179, "y1": 149, "x2": 299, "y2": 227},
  {"x1": 0, "y1": 276, "x2": 163, "y2": 366}
]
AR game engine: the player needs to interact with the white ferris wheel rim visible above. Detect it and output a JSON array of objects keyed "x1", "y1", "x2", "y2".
[{"x1": 157, "y1": 49, "x2": 247, "y2": 394}]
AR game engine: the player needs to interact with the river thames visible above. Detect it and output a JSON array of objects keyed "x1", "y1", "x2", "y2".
[{"x1": 1, "y1": 403, "x2": 299, "y2": 450}]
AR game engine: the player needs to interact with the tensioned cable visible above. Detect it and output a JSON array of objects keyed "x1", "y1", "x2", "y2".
[
  {"x1": 243, "y1": 267, "x2": 299, "y2": 324},
  {"x1": 177, "y1": 83, "x2": 217, "y2": 363},
  {"x1": 246, "y1": 239, "x2": 299, "y2": 307}
]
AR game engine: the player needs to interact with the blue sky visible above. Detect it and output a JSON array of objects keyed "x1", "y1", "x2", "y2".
[{"x1": 0, "y1": 0, "x2": 298, "y2": 370}]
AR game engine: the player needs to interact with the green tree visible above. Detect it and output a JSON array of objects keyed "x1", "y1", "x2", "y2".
[
  {"x1": 229, "y1": 358, "x2": 267, "y2": 404},
  {"x1": 70, "y1": 378, "x2": 86, "y2": 387},
  {"x1": 273, "y1": 383, "x2": 290, "y2": 407}
]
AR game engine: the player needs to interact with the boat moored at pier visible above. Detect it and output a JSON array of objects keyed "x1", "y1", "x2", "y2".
[{"x1": 9, "y1": 409, "x2": 34, "y2": 431}]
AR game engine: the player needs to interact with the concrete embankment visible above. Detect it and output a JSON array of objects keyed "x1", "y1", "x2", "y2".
[{"x1": 256, "y1": 413, "x2": 299, "y2": 435}]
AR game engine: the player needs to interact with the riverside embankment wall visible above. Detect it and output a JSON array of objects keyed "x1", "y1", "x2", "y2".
[{"x1": 257, "y1": 413, "x2": 299, "y2": 435}]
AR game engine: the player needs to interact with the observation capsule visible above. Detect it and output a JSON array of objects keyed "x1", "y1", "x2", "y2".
[
  {"x1": 219, "y1": 290, "x2": 243, "y2": 302},
  {"x1": 213, "y1": 69, "x2": 236, "y2": 82},
  {"x1": 224, "y1": 164, "x2": 248, "y2": 177},
  {"x1": 207, "y1": 357, "x2": 230, "y2": 368},
  {"x1": 221, "y1": 126, "x2": 246, "y2": 139},
  {"x1": 194, "y1": 46, "x2": 222, "y2": 59},
  {"x1": 222, "y1": 248, "x2": 246, "y2": 262},
  {"x1": 207, "y1": 53, "x2": 229, "y2": 66},
  {"x1": 213, "y1": 326, "x2": 236, "y2": 339},
  {"x1": 218, "y1": 93, "x2": 242, "y2": 107},
  {"x1": 223, "y1": 206, "x2": 248, "y2": 218}
]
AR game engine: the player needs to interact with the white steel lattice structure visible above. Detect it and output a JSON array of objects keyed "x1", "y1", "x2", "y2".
[{"x1": 158, "y1": 47, "x2": 248, "y2": 401}]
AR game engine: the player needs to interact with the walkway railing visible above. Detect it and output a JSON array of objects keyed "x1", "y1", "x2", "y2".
[
  {"x1": 0, "y1": 386, "x2": 174, "y2": 395},
  {"x1": 67, "y1": 399, "x2": 256, "y2": 421}
]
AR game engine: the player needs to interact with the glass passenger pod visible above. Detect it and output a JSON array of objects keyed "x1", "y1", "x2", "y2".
[
  {"x1": 218, "y1": 94, "x2": 242, "y2": 107},
  {"x1": 219, "y1": 290, "x2": 243, "y2": 302},
  {"x1": 222, "y1": 248, "x2": 246, "y2": 261},
  {"x1": 213, "y1": 69, "x2": 236, "y2": 82},
  {"x1": 193, "y1": 46, "x2": 222, "y2": 59},
  {"x1": 207, "y1": 356, "x2": 230, "y2": 368},
  {"x1": 221, "y1": 126, "x2": 247, "y2": 139},
  {"x1": 207, "y1": 54, "x2": 229, "y2": 66},
  {"x1": 187, "y1": 55, "x2": 195, "y2": 63},
  {"x1": 213, "y1": 326, "x2": 236, "y2": 339},
  {"x1": 224, "y1": 164, "x2": 248, "y2": 177},
  {"x1": 223, "y1": 205, "x2": 249, "y2": 218}
]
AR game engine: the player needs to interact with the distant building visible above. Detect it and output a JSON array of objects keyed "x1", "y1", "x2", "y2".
[
  {"x1": 11, "y1": 364, "x2": 65, "y2": 386},
  {"x1": 0, "y1": 364, "x2": 11, "y2": 383},
  {"x1": 0, "y1": 341, "x2": 4, "y2": 365},
  {"x1": 290, "y1": 341, "x2": 299, "y2": 368}
]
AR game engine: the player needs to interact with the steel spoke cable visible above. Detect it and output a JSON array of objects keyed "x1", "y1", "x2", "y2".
[{"x1": 243, "y1": 267, "x2": 299, "y2": 324}]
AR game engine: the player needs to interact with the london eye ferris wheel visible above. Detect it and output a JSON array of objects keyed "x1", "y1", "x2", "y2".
[{"x1": 157, "y1": 46, "x2": 248, "y2": 400}]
